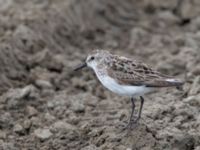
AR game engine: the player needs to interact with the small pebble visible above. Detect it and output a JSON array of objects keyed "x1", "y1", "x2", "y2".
[
  {"x1": 34, "y1": 128, "x2": 52, "y2": 141},
  {"x1": 26, "y1": 106, "x2": 38, "y2": 117},
  {"x1": 13, "y1": 124, "x2": 23, "y2": 134}
]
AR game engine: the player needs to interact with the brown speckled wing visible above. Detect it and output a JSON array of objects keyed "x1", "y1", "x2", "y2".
[{"x1": 107, "y1": 56, "x2": 182, "y2": 87}]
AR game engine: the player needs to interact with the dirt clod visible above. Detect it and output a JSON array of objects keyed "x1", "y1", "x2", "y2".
[{"x1": 34, "y1": 128, "x2": 53, "y2": 141}]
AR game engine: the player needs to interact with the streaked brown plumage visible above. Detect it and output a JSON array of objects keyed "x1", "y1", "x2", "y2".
[
  {"x1": 105, "y1": 54, "x2": 183, "y2": 87},
  {"x1": 74, "y1": 50, "x2": 184, "y2": 129}
]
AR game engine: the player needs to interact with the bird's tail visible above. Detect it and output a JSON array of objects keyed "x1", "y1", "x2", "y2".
[
  {"x1": 165, "y1": 79, "x2": 184, "y2": 90},
  {"x1": 165, "y1": 79, "x2": 184, "y2": 86}
]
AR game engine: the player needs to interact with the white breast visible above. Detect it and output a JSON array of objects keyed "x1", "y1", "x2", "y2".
[{"x1": 95, "y1": 71, "x2": 152, "y2": 96}]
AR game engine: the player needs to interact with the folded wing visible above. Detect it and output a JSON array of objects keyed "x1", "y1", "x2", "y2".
[{"x1": 107, "y1": 57, "x2": 184, "y2": 87}]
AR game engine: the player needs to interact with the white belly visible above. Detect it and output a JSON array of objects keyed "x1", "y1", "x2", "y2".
[{"x1": 96, "y1": 74, "x2": 152, "y2": 96}]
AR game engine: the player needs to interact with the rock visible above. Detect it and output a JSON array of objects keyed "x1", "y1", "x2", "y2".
[
  {"x1": 51, "y1": 121, "x2": 75, "y2": 132},
  {"x1": 196, "y1": 115, "x2": 200, "y2": 124},
  {"x1": 81, "y1": 145, "x2": 99, "y2": 150},
  {"x1": 140, "y1": 146, "x2": 154, "y2": 150},
  {"x1": 26, "y1": 106, "x2": 38, "y2": 117},
  {"x1": 10, "y1": 85, "x2": 35, "y2": 100},
  {"x1": 30, "y1": 117, "x2": 41, "y2": 127},
  {"x1": 195, "y1": 146, "x2": 200, "y2": 150},
  {"x1": 34, "y1": 128, "x2": 52, "y2": 141},
  {"x1": 173, "y1": 134, "x2": 196, "y2": 150},
  {"x1": 0, "y1": 112, "x2": 13, "y2": 128},
  {"x1": 0, "y1": 0, "x2": 13, "y2": 12},
  {"x1": 158, "y1": 11, "x2": 179, "y2": 24},
  {"x1": 114, "y1": 145, "x2": 127, "y2": 150},
  {"x1": 83, "y1": 95, "x2": 98, "y2": 107},
  {"x1": 2, "y1": 85, "x2": 37, "y2": 109},
  {"x1": 71, "y1": 77, "x2": 87, "y2": 88},
  {"x1": 190, "y1": 17, "x2": 200, "y2": 31},
  {"x1": 68, "y1": 115, "x2": 79, "y2": 125},
  {"x1": 0, "y1": 141, "x2": 15, "y2": 150},
  {"x1": 0, "y1": 131, "x2": 6, "y2": 139},
  {"x1": 189, "y1": 76, "x2": 200, "y2": 95},
  {"x1": 142, "y1": 0, "x2": 178, "y2": 10},
  {"x1": 128, "y1": 27, "x2": 147, "y2": 49},
  {"x1": 191, "y1": 65, "x2": 200, "y2": 76},
  {"x1": 178, "y1": 0, "x2": 200, "y2": 19},
  {"x1": 29, "y1": 50, "x2": 64, "y2": 72},
  {"x1": 19, "y1": 85, "x2": 36, "y2": 99},
  {"x1": 47, "y1": 101, "x2": 54, "y2": 109},
  {"x1": 35, "y1": 79, "x2": 53, "y2": 89},
  {"x1": 13, "y1": 124, "x2": 23, "y2": 134},
  {"x1": 44, "y1": 113, "x2": 56, "y2": 122},
  {"x1": 72, "y1": 101, "x2": 85, "y2": 113},
  {"x1": 47, "y1": 92, "x2": 68, "y2": 109},
  {"x1": 23, "y1": 120, "x2": 32, "y2": 130},
  {"x1": 183, "y1": 95, "x2": 200, "y2": 106},
  {"x1": 13, "y1": 24, "x2": 40, "y2": 53},
  {"x1": 157, "y1": 126, "x2": 183, "y2": 140}
]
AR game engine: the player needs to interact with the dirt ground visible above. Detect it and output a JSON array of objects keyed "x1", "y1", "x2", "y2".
[{"x1": 0, "y1": 0, "x2": 200, "y2": 149}]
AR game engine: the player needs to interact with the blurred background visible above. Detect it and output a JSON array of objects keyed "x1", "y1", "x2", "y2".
[{"x1": 0, "y1": 0, "x2": 199, "y2": 149}]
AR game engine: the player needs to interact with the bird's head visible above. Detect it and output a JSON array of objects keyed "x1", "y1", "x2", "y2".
[{"x1": 74, "y1": 50, "x2": 111, "y2": 71}]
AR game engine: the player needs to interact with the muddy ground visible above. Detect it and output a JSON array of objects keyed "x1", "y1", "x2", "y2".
[{"x1": 0, "y1": 0, "x2": 200, "y2": 149}]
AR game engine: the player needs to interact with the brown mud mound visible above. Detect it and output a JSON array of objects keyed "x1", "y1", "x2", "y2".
[{"x1": 0, "y1": 0, "x2": 200, "y2": 149}]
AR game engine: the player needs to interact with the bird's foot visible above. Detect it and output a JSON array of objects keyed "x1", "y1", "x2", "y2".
[{"x1": 120, "y1": 118, "x2": 140, "y2": 131}]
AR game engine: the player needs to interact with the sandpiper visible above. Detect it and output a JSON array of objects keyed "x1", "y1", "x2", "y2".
[{"x1": 74, "y1": 50, "x2": 183, "y2": 128}]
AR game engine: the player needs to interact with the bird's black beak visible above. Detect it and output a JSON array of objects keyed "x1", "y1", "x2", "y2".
[{"x1": 74, "y1": 62, "x2": 87, "y2": 71}]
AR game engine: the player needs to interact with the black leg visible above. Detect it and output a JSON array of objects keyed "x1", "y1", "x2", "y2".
[
  {"x1": 135, "y1": 96, "x2": 144, "y2": 122},
  {"x1": 129, "y1": 97, "x2": 135, "y2": 122},
  {"x1": 122, "y1": 97, "x2": 145, "y2": 130},
  {"x1": 124, "y1": 97, "x2": 136, "y2": 129}
]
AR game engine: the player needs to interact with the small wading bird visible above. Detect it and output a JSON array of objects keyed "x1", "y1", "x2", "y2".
[{"x1": 74, "y1": 50, "x2": 184, "y2": 129}]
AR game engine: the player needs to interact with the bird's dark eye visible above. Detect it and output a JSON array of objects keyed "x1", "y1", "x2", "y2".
[{"x1": 90, "y1": 56, "x2": 95, "y2": 60}]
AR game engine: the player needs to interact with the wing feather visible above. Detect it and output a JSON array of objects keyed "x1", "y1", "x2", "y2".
[{"x1": 107, "y1": 56, "x2": 183, "y2": 87}]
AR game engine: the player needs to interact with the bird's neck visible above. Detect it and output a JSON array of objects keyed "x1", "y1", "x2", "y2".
[{"x1": 93, "y1": 64, "x2": 108, "y2": 77}]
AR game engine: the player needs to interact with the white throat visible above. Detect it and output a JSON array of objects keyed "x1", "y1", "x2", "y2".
[{"x1": 87, "y1": 61, "x2": 98, "y2": 70}]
